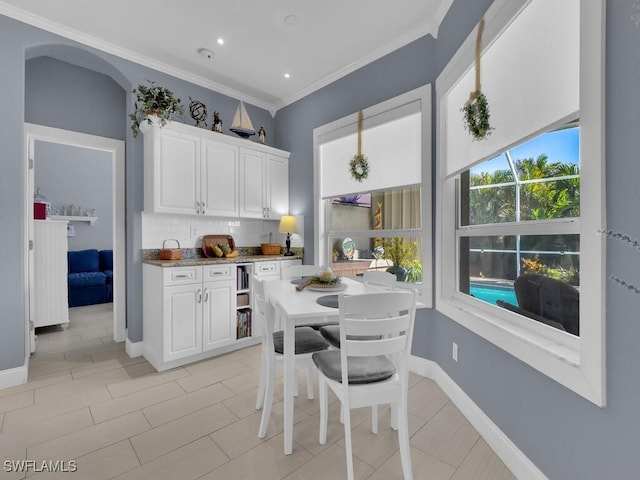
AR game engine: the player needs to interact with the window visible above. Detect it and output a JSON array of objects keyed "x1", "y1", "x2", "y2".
[
  {"x1": 436, "y1": 0, "x2": 605, "y2": 405},
  {"x1": 314, "y1": 85, "x2": 431, "y2": 304},
  {"x1": 459, "y1": 124, "x2": 581, "y2": 337}
]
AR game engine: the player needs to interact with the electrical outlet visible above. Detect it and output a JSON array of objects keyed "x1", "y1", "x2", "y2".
[
  {"x1": 452, "y1": 342, "x2": 458, "y2": 362},
  {"x1": 190, "y1": 226, "x2": 197, "y2": 238}
]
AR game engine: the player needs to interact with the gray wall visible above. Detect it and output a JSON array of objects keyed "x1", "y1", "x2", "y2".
[
  {"x1": 0, "y1": 13, "x2": 275, "y2": 359},
  {"x1": 34, "y1": 140, "x2": 113, "y2": 251},
  {"x1": 3, "y1": 1, "x2": 640, "y2": 478},
  {"x1": 276, "y1": 1, "x2": 640, "y2": 479}
]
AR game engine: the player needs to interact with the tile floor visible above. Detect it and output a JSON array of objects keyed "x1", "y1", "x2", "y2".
[{"x1": 0, "y1": 303, "x2": 516, "y2": 479}]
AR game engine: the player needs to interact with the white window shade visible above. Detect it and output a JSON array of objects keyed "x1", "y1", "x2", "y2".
[
  {"x1": 320, "y1": 111, "x2": 421, "y2": 198},
  {"x1": 443, "y1": 0, "x2": 579, "y2": 177}
]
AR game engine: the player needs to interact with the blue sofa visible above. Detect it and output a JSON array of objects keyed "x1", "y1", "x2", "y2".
[{"x1": 67, "y1": 249, "x2": 113, "y2": 307}]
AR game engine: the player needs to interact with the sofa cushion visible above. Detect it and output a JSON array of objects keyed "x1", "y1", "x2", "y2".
[
  {"x1": 68, "y1": 249, "x2": 100, "y2": 273},
  {"x1": 99, "y1": 250, "x2": 113, "y2": 271},
  {"x1": 104, "y1": 270, "x2": 113, "y2": 285},
  {"x1": 68, "y1": 271, "x2": 107, "y2": 288}
]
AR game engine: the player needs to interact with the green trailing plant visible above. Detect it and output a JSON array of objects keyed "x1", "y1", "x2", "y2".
[{"x1": 130, "y1": 81, "x2": 184, "y2": 137}]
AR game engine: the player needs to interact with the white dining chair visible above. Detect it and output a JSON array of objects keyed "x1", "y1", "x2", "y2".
[
  {"x1": 281, "y1": 264, "x2": 336, "y2": 331},
  {"x1": 318, "y1": 268, "x2": 397, "y2": 432},
  {"x1": 253, "y1": 275, "x2": 331, "y2": 438},
  {"x1": 363, "y1": 269, "x2": 397, "y2": 288},
  {"x1": 312, "y1": 290, "x2": 417, "y2": 480},
  {"x1": 280, "y1": 264, "x2": 322, "y2": 279}
]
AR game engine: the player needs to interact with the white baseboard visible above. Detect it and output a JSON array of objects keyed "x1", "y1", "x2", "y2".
[
  {"x1": 0, "y1": 364, "x2": 28, "y2": 390},
  {"x1": 126, "y1": 338, "x2": 144, "y2": 358},
  {"x1": 409, "y1": 355, "x2": 547, "y2": 480}
]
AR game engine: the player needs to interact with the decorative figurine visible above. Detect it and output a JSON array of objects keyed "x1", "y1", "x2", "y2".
[
  {"x1": 258, "y1": 125, "x2": 266, "y2": 144},
  {"x1": 188, "y1": 97, "x2": 208, "y2": 128},
  {"x1": 212, "y1": 111, "x2": 223, "y2": 133},
  {"x1": 229, "y1": 101, "x2": 255, "y2": 138}
]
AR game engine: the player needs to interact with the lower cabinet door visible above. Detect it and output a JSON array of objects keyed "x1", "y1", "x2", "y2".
[
  {"x1": 202, "y1": 282, "x2": 234, "y2": 350},
  {"x1": 163, "y1": 284, "x2": 203, "y2": 362}
]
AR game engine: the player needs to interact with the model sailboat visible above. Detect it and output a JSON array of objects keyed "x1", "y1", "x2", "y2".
[{"x1": 229, "y1": 101, "x2": 256, "y2": 138}]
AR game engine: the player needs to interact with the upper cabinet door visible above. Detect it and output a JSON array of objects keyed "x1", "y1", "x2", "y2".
[
  {"x1": 201, "y1": 139, "x2": 239, "y2": 217},
  {"x1": 145, "y1": 127, "x2": 200, "y2": 215},
  {"x1": 266, "y1": 154, "x2": 289, "y2": 218},
  {"x1": 239, "y1": 148, "x2": 266, "y2": 218}
]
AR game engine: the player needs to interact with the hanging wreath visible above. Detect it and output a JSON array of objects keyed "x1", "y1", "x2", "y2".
[
  {"x1": 462, "y1": 90, "x2": 493, "y2": 140},
  {"x1": 349, "y1": 111, "x2": 369, "y2": 182},
  {"x1": 349, "y1": 154, "x2": 369, "y2": 182},
  {"x1": 462, "y1": 18, "x2": 494, "y2": 141}
]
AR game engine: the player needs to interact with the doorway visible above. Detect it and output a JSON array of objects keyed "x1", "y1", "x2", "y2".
[{"x1": 25, "y1": 124, "x2": 126, "y2": 353}]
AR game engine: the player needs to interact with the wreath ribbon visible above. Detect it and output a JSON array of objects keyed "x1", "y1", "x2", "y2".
[
  {"x1": 357, "y1": 110, "x2": 363, "y2": 156},
  {"x1": 470, "y1": 18, "x2": 485, "y2": 102},
  {"x1": 349, "y1": 110, "x2": 369, "y2": 182},
  {"x1": 462, "y1": 17, "x2": 494, "y2": 140}
]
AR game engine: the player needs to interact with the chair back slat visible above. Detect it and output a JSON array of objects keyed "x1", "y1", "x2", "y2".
[
  {"x1": 341, "y1": 291, "x2": 413, "y2": 317},
  {"x1": 281, "y1": 264, "x2": 322, "y2": 279},
  {"x1": 344, "y1": 315, "x2": 411, "y2": 337},
  {"x1": 344, "y1": 335, "x2": 407, "y2": 357},
  {"x1": 363, "y1": 270, "x2": 396, "y2": 289}
]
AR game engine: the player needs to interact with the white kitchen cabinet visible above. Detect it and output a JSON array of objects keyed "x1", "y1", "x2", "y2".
[
  {"x1": 143, "y1": 263, "x2": 236, "y2": 371},
  {"x1": 32, "y1": 220, "x2": 69, "y2": 329},
  {"x1": 142, "y1": 119, "x2": 288, "y2": 219},
  {"x1": 162, "y1": 283, "x2": 202, "y2": 362},
  {"x1": 239, "y1": 148, "x2": 266, "y2": 218},
  {"x1": 202, "y1": 265, "x2": 235, "y2": 350},
  {"x1": 239, "y1": 148, "x2": 290, "y2": 219},
  {"x1": 142, "y1": 124, "x2": 200, "y2": 215},
  {"x1": 200, "y1": 139, "x2": 239, "y2": 217},
  {"x1": 266, "y1": 153, "x2": 290, "y2": 218}
]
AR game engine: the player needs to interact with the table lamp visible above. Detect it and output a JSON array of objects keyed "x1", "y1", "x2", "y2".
[{"x1": 279, "y1": 215, "x2": 297, "y2": 256}]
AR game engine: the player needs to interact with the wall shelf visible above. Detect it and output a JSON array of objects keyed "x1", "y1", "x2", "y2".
[{"x1": 50, "y1": 215, "x2": 97, "y2": 226}]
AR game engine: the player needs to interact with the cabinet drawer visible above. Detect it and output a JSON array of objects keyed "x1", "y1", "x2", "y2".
[
  {"x1": 163, "y1": 266, "x2": 202, "y2": 286},
  {"x1": 203, "y1": 265, "x2": 234, "y2": 282},
  {"x1": 255, "y1": 262, "x2": 280, "y2": 277}
]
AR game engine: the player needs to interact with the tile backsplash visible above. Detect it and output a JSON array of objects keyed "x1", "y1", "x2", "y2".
[{"x1": 141, "y1": 213, "x2": 304, "y2": 250}]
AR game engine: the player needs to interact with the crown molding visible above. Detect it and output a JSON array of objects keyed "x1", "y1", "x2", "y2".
[{"x1": 0, "y1": 2, "x2": 277, "y2": 114}]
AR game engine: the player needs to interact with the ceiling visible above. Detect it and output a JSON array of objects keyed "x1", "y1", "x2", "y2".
[{"x1": 0, "y1": 0, "x2": 453, "y2": 113}]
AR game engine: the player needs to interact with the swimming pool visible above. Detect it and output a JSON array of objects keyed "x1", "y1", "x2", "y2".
[{"x1": 469, "y1": 282, "x2": 517, "y2": 306}]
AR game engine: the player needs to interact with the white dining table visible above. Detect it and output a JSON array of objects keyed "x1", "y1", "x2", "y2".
[{"x1": 262, "y1": 276, "x2": 389, "y2": 455}]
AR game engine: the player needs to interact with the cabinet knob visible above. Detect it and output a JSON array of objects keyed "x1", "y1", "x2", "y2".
[
  {"x1": 203, "y1": 288, "x2": 209, "y2": 302},
  {"x1": 201, "y1": 202, "x2": 206, "y2": 215},
  {"x1": 197, "y1": 288, "x2": 202, "y2": 303}
]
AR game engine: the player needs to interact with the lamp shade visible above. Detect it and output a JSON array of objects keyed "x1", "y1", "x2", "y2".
[{"x1": 279, "y1": 215, "x2": 297, "y2": 234}]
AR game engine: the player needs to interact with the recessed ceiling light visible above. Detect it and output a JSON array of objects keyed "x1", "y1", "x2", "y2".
[
  {"x1": 284, "y1": 14, "x2": 299, "y2": 26},
  {"x1": 217, "y1": 37, "x2": 224, "y2": 46},
  {"x1": 284, "y1": 73, "x2": 291, "y2": 79},
  {"x1": 198, "y1": 48, "x2": 214, "y2": 59}
]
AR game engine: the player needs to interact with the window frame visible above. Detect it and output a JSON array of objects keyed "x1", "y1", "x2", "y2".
[
  {"x1": 313, "y1": 85, "x2": 432, "y2": 305},
  {"x1": 436, "y1": 0, "x2": 606, "y2": 406}
]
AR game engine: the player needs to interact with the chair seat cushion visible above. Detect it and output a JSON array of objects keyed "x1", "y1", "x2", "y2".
[
  {"x1": 319, "y1": 324, "x2": 381, "y2": 348},
  {"x1": 273, "y1": 326, "x2": 330, "y2": 354},
  {"x1": 312, "y1": 350, "x2": 396, "y2": 384},
  {"x1": 68, "y1": 272, "x2": 107, "y2": 287}
]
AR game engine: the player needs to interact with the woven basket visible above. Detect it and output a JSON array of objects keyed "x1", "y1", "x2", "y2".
[
  {"x1": 261, "y1": 243, "x2": 281, "y2": 255},
  {"x1": 160, "y1": 239, "x2": 183, "y2": 260}
]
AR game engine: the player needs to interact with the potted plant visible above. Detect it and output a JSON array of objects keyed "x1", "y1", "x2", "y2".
[
  {"x1": 382, "y1": 237, "x2": 419, "y2": 282},
  {"x1": 129, "y1": 80, "x2": 184, "y2": 138}
]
